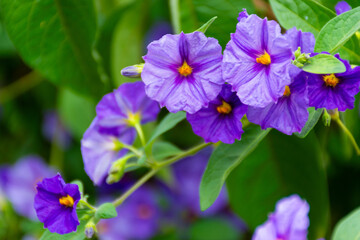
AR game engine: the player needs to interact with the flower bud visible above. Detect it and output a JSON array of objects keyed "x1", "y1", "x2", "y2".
[
  {"x1": 85, "y1": 221, "x2": 96, "y2": 239},
  {"x1": 322, "y1": 110, "x2": 331, "y2": 127},
  {"x1": 106, "y1": 157, "x2": 128, "y2": 184},
  {"x1": 121, "y1": 64, "x2": 144, "y2": 78}
]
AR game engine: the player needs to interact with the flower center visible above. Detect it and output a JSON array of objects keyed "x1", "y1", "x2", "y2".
[
  {"x1": 323, "y1": 74, "x2": 339, "y2": 87},
  {"x1": 59, "y1": 195, "x2": 74, "y2": 207},
  {"x1": 283, "y1": 85, "x2": 291, "y2": 97},
  {"x1": 178, "y1": 61, "x2": 192, "y2": 77},
  {"x1": 216, "y1": 101, "x2": 232, "y2": 114},
  {"x1": 256, "y1": 51, "x2": 271, "y2": 65},
  {"x1": 137, "y1": 204, "x2": 153, "y2": 219},
  {"x1": 126, "y1": 112, "x2": 141, "y2": 126}
]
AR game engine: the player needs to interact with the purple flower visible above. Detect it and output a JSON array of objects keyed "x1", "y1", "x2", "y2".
[
  {"x1": 222, "y1": 10, "x2": 293, "y2": 108},
  {"x1": 335, "y1": 1, "x2": 352, "y2": 15},
  {"x1": 3, "y1": 156, "x2": 55, "y2": 219},
  {"x1": 307, "y1": 53, "x2": 360, "y2": 111},
  {"x1": 252, "y1": 194, "x2": 309, "y2": 240},
  {"x1": 98, "y1": 186, "x2": 161, "y2": 240},
  {"x1": 187, "y1": 84, "x2": 247, "y2": 144},
  {"x1": 42, "y1": 110, "x2": 71, "y2": 149},
  {"x1": 172, "y1": 147, "x2": 228, "y2": 216},
  {"x1": 144, "y1": 21, "x2": 173, "y2": 49},
  {"x1": 285, "y1": 27, "x2": 315, "y2": 54},
  {"x1": 81, "y1": 117, "x2": 135, "y2": 185},
  {"x1": 247, "y1": 69, "x2": 309, "y2": 135},
  {"x1": 34, "y1": 173, "x2": 81, "y2": 234},
  {"x1": 96, "y1": 81, "x2": 160, "y2": 131},
  {"x1": 142, "y1": 31, "x2": 224, "y2": 114}
]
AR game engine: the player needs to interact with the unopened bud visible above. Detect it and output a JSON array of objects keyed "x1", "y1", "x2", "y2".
[
  {"x1": 85, "y1": 221, "x2": 96, "y2": 239},
  {"x1": 322, "y1": 110, "x2": 331, "y2": 127},
  {"x1": 106, "y1": 157, "x2": 128, "y2": 184},
  {"x1": 294, "y1": 47, "x2": 301, "y2": 58},
  {"x1": 121, "y1": 64, "x2": 144, "y2": 78}
]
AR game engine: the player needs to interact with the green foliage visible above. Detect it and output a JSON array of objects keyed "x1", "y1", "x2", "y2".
[
  {"x1": 152, "y1": 141, "x2": 183, "y2": 161},
  {"x1": 295, "y1": 108, "x2": 323, "y2": 138},
  {"x1": 58, "y1": 89, "x2": 96, "y2": 140},
  {"x1": 40, "y1": 219, "x2": 86, "y2": 240},
  {"x1": 189, "y1": 218, "x2": 240, "y2": 240},
  {"x1": 332, "y1": 207, "x2": 360, "y2": 240},
  {"x1": 199, "y1": 126, "x2": 270, "y2": 211},
  {"x1": 179, "y1": 0, "x2": 255, "y2": 47},
  {"x1": 302, "y1": 54, "x2": 346, "y2": 74},
  {"x1": 95, "y1": 203, "x2": 117, "y2": 220},
  {"x1": 226, "y1": 132, "x2": 329, "y2": 239},
  {"x1": 0, "y1": 0, "x2": 106, "y2": 99},
  {"x1": 315, "y1": 7, "x2": 360, "y2": 62},
  {"x1": 195, "y1": 16, "x2": 217, "y2": 33}
]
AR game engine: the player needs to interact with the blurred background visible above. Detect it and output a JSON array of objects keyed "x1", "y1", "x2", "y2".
[{"x1": 0, "y1": 0, "x2": 359, "y2": 239}]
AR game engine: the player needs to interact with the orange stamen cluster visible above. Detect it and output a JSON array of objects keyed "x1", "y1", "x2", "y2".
[
  {"x1": 216, "y1": 101, "x2": 232, "y2": 114},
  {"x1": 178, "y1": 61, "x2": 192, "y2": 77},
  {"x1": 283, "y1": 85, "x2": 291, "y2": 97},
  {"x1": 59, "y1": 195, "x2": 74, "y2": 207},
  {"x1": 256, "y1": 51, "x2": 271, "y2": 65},
  {"x1": 323, "y1": 74, "x2": 339, "y2": 87}
]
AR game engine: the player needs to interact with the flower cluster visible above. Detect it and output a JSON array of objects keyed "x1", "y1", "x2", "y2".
[{"x1": 139, "y1": 9, "x2": 360, "y2": 139}]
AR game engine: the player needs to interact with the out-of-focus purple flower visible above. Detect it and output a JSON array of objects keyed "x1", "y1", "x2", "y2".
[
  {"x1": 187, "y1": 84, "x2": 247, "y2": 144},
  {"x1": 42, "y1": 110, "x2": 71, "y2": 149},
  {"x1": 81, "y1": 118, "x2": 135, "y2": 185},
  {"x1": 285, "y1": 27, "x2": 315, "y2": 54},
  {"x1": 252, "y1": 194, "x2": 309, "y2": 240},
  {"x1": 96, "y1": 81, "x2": 160, "y2": 131},
  {"x1": 144, "y1": 21, "x2": 173, "y2": 49},
  {"x1": 3, "y1": 156, "x2": 55, "y2": 220},
  {"x1": 98, "y1": 186, "x2": 161, "y2": 240},
  {"x1": 247, "y1": 70, "x2": 309, "y2": 135},
  {"x1": 172, "y1": 147, "x2": 227, "y2": 216},
  {"x1": 142, "y1": 31, "x2": 224, "y2": 114},
  {"x1": 237, "y1": 8, "x2": 249, "y2": 21},
  {"x1": 34, "y1": 173, "x2": 81, "y2": 234},
  {"x1": 335, "y1": 1, "x2": 352, "y2": 15},
  {"x1": 223, "y1": 10, "x2": 293, "y2": 108},
  {"x1": 307, "y1": 53, "x2": 360, "y2": 111}
]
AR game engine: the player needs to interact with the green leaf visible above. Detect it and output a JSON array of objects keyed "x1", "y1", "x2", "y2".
[
  {"x1": 58, "y1": 89, "x2": 96, "y2": 140},
  {"x1": 147, "y1": 112, "x2": 186, "y2": 146},
  {"x1": 269, "y1": 0, "x2": 335, "y2": 36},
  {"x1": 199, "y1": 125, "x2": 270, "y2": 211},
  {"x1": 195, "y1": 16, "x2": 217, "y2": 33},
  {"x1": 152, "y1": 141, "x2": 183, "y2": 161},
  {"x1": 332, "y1": 207, "x2": 360, "y2": 240},
  {"x1": 295, "y1": 108, "x2": 323, "y2": 138},
  {"x1": 189, "y1": 218, "x2": 240, "y2": 240},
  {"x1": 95, "y1": 203, "x2": 117, "y2": 220},
  {"x1": 302, "y1": 54, "x2": 346, "y2": 74},
  {"x1": 180, "y1": 0, "x2": 255, "y2": 47},
  {"x1": 315, "y1": 7, "x2": 360, "y2": 55},
  {"x1": 0, "y1": 0, "x2": 106, "y2": 99},
  {"x1": 226, "y1": 131, "x2": 329, "y2": 239},
  {"x1": 70, "y1": 180, "x2": 84, "y2": 195}
]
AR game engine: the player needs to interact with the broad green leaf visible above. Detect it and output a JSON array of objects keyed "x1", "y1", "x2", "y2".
[
  {"x1": 189, "y1": 218, "x2": 240, "y2": 240},
  {"x1": 315, "y1": 7, "x2": 360, "y2": 55},
  {"x1": 147, "y1": 111, "x2": 186, "y2": 145},
  {"x1": 332, "y1": 207, "x2": 360, "y2": 240},
  {"x1": 58, "y1": 89, "x2": 96, "y2": 140},
  {"x1": 195, "y1": 16, "x2": 217, "y2": 33},
  {"x1": 269, "y1": 0, "x2": 335, "y2": 36},
  {"x1": 302, "y1": 54, "x2": 346, "y2": 74},
  {"x1": 152, "y1": 141, "x2": 183, "y2": 161},
  {"x1": 0, "y1": 0, "x2": 106, "y2": 99},
  {"x1": 95, "y1": 203, "x2": 117, "y2": 219},
  {"x1": 180, "y1": 0, "x2": 255, "y2": 47},
  {"x1": 200, "y1": 126, "x2": 270, "y2": 211},
  {"x1": 295, "y1": 108, "x2": 323, "y2": 138},
  {"x1": 227, "y1": 131, "x2": 329, "y2": 239}
]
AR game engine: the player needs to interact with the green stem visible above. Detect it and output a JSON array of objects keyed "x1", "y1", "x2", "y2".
[
  {"x1": 169, "y1": 0, "x2": 181, "y2": 34},
  {"x1": 79, "y1": 199, "x2": 96, "y2": 211},
  {"x1": 335, "y1": 118, "x2": 360, "y2": 155},
  {"x1": 122, "y1": 143, "x2": 142, "y2": 157},
  {"x1": 112, "y1": 142, "x2": 211, "y2": 207},
  {"x1": 134, "y1": 123, "x2": 146, "y2": 147},
  {"x1": 0, "y1": 71, "x2": 43, "y2": 104}
]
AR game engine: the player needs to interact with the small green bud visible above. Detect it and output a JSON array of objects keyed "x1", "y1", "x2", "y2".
[
  {"x1": 106, "y1": 157, "x2": 128, "y2": 184},
  {"x1": 322, "y1": 110, "x2": 331, "y2": 127},
  {"x1": 121, "y1": 64, "x2": 144, "y2": 78},
  {"x1": 85, "y1": 220, "x2": 96, "y2": 239},
  {"x1": 294, "y1": 47, "x2": 301, "y2": 58}
]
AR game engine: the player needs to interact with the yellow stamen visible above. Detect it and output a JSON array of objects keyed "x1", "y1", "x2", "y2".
[
  {"x1": 216, "y1": 101, "x2": 232, "y2": 114},
  {"x1": 178, "y1": 61, "x2": 192, "y2": 77},
  {"x1": 256, "y1": 51, "x2": 271, "y2": 65},
  {"x1": 323, "y1": 74, "x2": 339, "y2": 87},
  {"x1": 283, "y1": 85, "x2": 291, "y2": 97},
  {"x1": 59, "y1": 195, "x2": 74, "y2": 207},
  {"x1": 126, "y1": 112, "x2": 141, "y2": 126}
]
